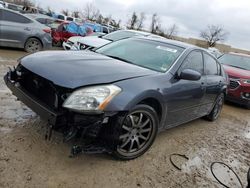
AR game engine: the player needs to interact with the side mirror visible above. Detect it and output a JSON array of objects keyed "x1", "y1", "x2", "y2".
[{"x1": 178, "y1": 69, "x2": 201, "y2": 81}]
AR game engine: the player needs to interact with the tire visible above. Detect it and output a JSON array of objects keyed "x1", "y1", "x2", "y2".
[
  {"x1": 205, "y1": 93, "x2": 224, "y2": 121},
  {"x1": 112, "y1": 104, "x2": 158, "y2": 160},
  {"x1": 24, "y1": 38, "x2": 42, "y2": 53}
]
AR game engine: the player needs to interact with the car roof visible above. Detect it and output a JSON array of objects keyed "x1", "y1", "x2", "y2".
[
  {"x1": 25, "y1": 14, "x2": 55, "y2": 19},
  {"x1": 134, "y1": 35, "x2": 197, "y2": 49}
]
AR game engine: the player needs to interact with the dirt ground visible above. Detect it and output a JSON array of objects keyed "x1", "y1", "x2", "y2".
[{"x1": 0, "y1": 48, "x2": 249, "y2": 188}]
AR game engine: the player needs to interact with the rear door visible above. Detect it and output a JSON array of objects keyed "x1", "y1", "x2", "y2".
[
  {"x1": 165, "y1": 50, "x2": 206, "y2": 126},
  {"x1": 0, "y1": 9, "x2": 32, "y2": 48},
  {"x1": 202, "y1": 52, "x2": 223, "y2": 113}
]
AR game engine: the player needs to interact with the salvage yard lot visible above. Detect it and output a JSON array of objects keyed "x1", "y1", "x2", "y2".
[{"x1": 0, "y1": 48, "x2": 249, "y2": 188}]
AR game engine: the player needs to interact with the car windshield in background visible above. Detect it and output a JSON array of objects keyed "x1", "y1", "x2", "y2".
[
  {"x1": 219, "y1": 54, "x2": 250, "y2": 70},
  {"x1": 96, "y1": 38, "x2": 184, "y2": 72},
  {"x1": 102, "y1": 31, "x2": 143, "y2": 41}
]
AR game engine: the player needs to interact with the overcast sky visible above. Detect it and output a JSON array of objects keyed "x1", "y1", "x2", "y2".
[{"x1": 35, "y1": 0, "x2": 250, "y2": 50}]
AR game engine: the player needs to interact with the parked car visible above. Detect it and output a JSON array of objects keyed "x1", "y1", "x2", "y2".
[
  {"x1": 25, "y1": 14, "x2": 56, "y2": 27},
  {"x1": 5, "y1": 37, "x2": 227, "y2": 159},
  {"x1": 218, "y1": 53, "x2": 250, "y2": 109},
  {"x1": 0, "y1": 7, "x2": 52, "y2": 52},
  {"x1": 63, "y1": 30, "x2": 166, "y2": 51},
  {"x1": 52, "y1": 21, "x2": 93, "y2": 47},
  {"x1": 62, "y1": 32, "x2": 106, "y2": 50}
]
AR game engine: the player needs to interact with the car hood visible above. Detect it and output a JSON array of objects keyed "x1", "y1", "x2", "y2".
[
  {"x1": 20, "y1": 51, "x2": 157, "y2": 89},
  {"x1": 77, "y1": 36, "x2": 111, "y2": 48},
  {"x1": 222, "y1": 64, "x2": 250, "y2": 79},
  {"x1": 68, "y1": 36, "x2": 84, "y2": 43}
]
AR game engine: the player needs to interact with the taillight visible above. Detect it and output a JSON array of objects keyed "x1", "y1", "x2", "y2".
[{"x1": 43, "y1": 28, "x2": 51, "y2": 33}]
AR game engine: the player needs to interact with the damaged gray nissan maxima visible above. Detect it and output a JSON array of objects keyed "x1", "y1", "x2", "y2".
[{"x1": 4, "y1": 37, "x2": 228, "y2": 160}]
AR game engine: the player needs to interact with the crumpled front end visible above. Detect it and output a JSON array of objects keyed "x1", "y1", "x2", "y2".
[{"x1": 4, "y1": 65, "x2": 121, "y2": 155}]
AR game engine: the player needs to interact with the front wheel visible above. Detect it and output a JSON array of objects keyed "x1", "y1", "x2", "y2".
[
  {"x1": 205, "y1": 93, "x2": 224, "y2": 121},
  {"x1": 113, "y1": 104, "x2": 158, "y2": 160}
]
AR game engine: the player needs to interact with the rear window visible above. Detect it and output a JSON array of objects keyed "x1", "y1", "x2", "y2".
[{"x1": 219, "y1": 54, "x2": 250, "y2": 71}]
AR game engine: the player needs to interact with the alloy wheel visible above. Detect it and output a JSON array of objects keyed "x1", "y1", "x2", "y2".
[{"x1": 117, "y1": 111, "x2": 154, "y2": 156}]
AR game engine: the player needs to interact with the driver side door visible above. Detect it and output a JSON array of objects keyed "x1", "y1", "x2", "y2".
[{"x1": 165, "y1": 50, "x2": 207, "y2": 127}]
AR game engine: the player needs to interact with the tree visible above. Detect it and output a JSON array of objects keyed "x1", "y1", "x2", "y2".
[
  {"x1": 165, "y1": 24, "x2": 178, "y2": 39},
  {"x1": 200, "y1": 25, "x2": 229, "y2": 47},
  {"x1": 127, "y1": 12, "x2": 138, "y2": 29},
  {"x1": 81, "y1": 2, "x2": 100, "y2": 21},
  {"x1": 61, "y1": 9, "x2": 69, "y2": 16},
  {"x1": 72, "y1": 10, "x2": 80, "y2": 18},
  {"x1": 136, "y1": 12, "x2": 146, "y2": 30},
  {"x1": 150, "y1": 13, "x2": 160, "y2": 34}
]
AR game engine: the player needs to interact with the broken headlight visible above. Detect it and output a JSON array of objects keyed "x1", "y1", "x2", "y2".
[{"x1": 63, "y1": 85, "x2": 121, "y2": 112}]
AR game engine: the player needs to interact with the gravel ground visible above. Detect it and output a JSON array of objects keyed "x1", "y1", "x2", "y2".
[{"x1": 0, "y1": 49, "x2": 249, "y2": 188}]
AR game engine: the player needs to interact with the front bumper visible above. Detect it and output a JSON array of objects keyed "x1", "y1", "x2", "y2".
[
  {"x1": 4, "y1": 72, "x2": 64, "y2": 125},
  {"x1": 227, "y1": 85, "x2": 250, "y2": 106}
]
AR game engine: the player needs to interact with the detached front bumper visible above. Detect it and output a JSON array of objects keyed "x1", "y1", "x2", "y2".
[{"x1": 4, "y1": 72, "x2": 65, "y2": 125}]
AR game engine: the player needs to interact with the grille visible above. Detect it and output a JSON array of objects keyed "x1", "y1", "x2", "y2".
[
  {"x1": 18, "y1": 67, "x2": 65, "y2": 110},
  {"x1": 229, "y1": 80, "x2": 240, "y2": 90}
]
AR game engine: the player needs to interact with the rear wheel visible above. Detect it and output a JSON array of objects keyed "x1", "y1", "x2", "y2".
[
  {"x1": 24, "y1": 38, "x2": 42, "y2": 53},
  {"x1": 113, "y1": 104, "x2": 158, "y2": 160},
  {"x1": 205, "y1": 93, "x2": 224, "y2": 121}
]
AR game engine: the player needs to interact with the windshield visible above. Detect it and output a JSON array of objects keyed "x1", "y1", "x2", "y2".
[
  {"x1": 219, "y1": 54, "x2": 250, "y2": 70},
  {"x1": 96, "y1": 38, "x2": 184, "y2": 72},
  {"x1": 102, "y1": 30, "x2": 145, "y2": 41}
]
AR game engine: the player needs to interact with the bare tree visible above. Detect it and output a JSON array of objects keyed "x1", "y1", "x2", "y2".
[
  {"x1": 61, "y1": 9, "x2": 69, "y2": 16},
  {"x1": 127, "y1": 12, "x2": 138, "y2": 29},
  {"x1": 81, "y1": 2, "x2": 100, "y2": 21},
  {"x1": 136, "y1": 12, "x2": 146, "y2": 30},
  {"x1": 165, "y1": 24, "x2": 178, "y2": 39},
  {"x1": 200, "y1": 25, "x2": 229, "y2": 47},
  {"x1": 72, "y1": 10, "x2": 80, "y2": 18},
  {"x1": 150, "y1": 13, "x2": 160, "y2": 34}
]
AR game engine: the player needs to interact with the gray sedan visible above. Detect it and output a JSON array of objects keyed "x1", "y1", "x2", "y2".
[{"x1": 0, "y1": 8, "x2": 52, "y2": 52}]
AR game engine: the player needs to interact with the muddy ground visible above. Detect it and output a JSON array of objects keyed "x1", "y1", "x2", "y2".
[{"x1": 0, "y1": 48, "x2": 249, "y2": 188}]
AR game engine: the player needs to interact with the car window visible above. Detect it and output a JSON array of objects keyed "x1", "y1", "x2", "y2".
[
  {"x1": 181, "y1": 51, "x2": 204, "y2": 74},
  {"x1": 2, "y1": 10, "x2": 31, "y2": 23},
  {"x1": 102, "y1": 27, "x2": 109, "y2": 34},
  {"x1": 204, "y1": 53, "x2": 219, "y2": 75},
  {"x1": 218, "y1": 53, "x2": 250, "y2": 71},
  {"x1": 96, "y1": 38, "x2": 184, "y2": 72}
]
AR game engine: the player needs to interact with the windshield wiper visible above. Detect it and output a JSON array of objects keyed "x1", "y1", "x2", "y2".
[{"x1": 105, "y1": 55, "x2": 135, "y2": 65}]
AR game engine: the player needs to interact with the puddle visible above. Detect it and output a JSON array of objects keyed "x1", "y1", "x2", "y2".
[
  {"x1": 182, "y1": 156, "x2": 203, "y2": 173},
  {"x1": 245, "y1": 130, "x2": 250, "y2": 139},
  {"x1": 0, "y1": 127, "x2": 13, "y2": 134}
]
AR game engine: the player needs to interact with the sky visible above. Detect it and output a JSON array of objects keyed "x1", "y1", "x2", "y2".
[{"x1": 35, "y1": 0, "x2": 250, "y2": 50}]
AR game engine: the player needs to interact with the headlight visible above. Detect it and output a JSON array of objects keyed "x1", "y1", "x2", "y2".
[
  {"x1": 241, "y1": 79, "x2": 250, "y2": 84},
  {"x1": 63, "y1": 85, "x2": 121, "y2": 112}
]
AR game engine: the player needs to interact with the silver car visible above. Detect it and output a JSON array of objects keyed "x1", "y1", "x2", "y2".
[{"x1": 0, "y1": 8, "x2": 52, "y2": 52}]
